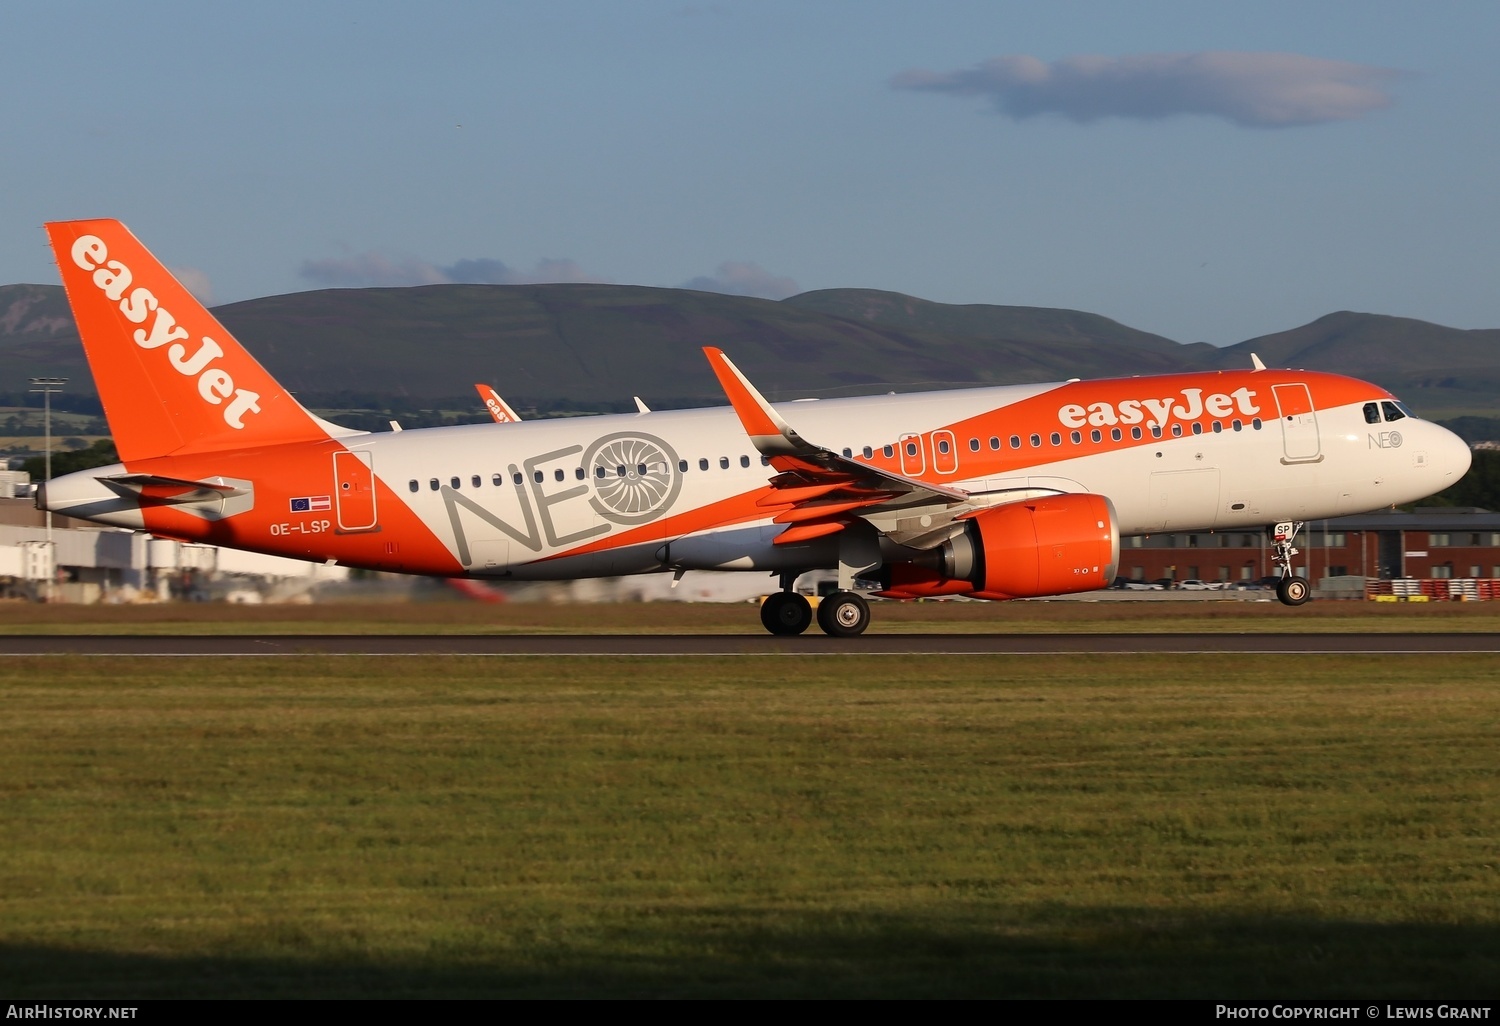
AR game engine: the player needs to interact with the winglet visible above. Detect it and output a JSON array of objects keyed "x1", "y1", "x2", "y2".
[
  {"x1": 702, "y1": 347, "x2": 808, "y2": 456},
  {"x1": 1251, "y1": 353, "x2": 1266, "y2": 371}
]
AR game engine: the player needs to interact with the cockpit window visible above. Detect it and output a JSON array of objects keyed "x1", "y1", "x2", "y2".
[
  {"x1": 1363, "y1": 402, "x2": 1381, "y2": 425},
  {"x1": 1382, "y1": 401, "x2": 1408, "y2": 422}
]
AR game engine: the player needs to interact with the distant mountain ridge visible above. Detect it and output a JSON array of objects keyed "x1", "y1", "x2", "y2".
[{"x1": 2, "y1": 282, "x2": 1495, "y2": 416}]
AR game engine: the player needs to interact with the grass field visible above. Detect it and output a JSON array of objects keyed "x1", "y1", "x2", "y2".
[{"x1": 1, "y1": 635, "x2": 1496, "y2": 997}]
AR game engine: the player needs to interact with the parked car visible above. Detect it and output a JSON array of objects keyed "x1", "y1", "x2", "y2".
[
  {"x1": 1110, "y1": 577, "x2": 1157, "y2": 590},
  {"x1": 1178, "y1": 579, "x2": 1215, "y2": 590}
]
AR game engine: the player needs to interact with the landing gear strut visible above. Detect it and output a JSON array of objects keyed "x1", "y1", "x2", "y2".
[{"x1": 1269, "y1": 521, "x2": 1310, "y2": 607}]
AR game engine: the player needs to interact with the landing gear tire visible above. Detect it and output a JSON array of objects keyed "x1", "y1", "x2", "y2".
[
  {"x1": 816, "y1": 591, "x2": 870, "y2": 637},
  {"x1": 761, "y1": 592, "x2": 812, "y2": 635},
  {"x1": 1276, "y1": 576, "x2": 1310, "y2": 607}
]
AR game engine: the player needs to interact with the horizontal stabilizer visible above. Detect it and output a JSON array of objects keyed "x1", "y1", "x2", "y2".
[{"x1": 99, "y1": 473, "x2": 248, "y2": 505}]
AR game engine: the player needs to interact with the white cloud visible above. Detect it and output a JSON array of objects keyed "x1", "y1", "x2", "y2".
[
  {"x1": 680, "y1": 261, "x2": 800, "y2": 300},
  {"x1": 891, "y1": 51, "x2": 1402, "y2": 128},
  {"x1": 298, "y1": 253, "x2": 605, "y2": 288},
  {"x1": 171, "y1": 265, "x2": 215, "y2": 304}
]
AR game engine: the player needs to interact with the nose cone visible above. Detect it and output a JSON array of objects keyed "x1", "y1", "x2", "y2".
[{"x1": 1435, "y1": 423, "x2": 1473, "y2": 487}]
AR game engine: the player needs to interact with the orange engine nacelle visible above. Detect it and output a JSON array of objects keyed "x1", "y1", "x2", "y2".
[{"x1": 875, "y1": 493, "x2": 1120, "y2": 601}]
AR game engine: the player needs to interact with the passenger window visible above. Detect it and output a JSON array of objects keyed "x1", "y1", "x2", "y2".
[
  {"x1": 533, "y1": 471, "x2": 544, "y2": 483},
  {"x1": 616, "y1": 465, "x2": 626, "y2": 477},
  {"x1": 679, "y1": 460, "x2": 688, "y2": 472},
  {"x1": 637, "y1": 464, "x2": 647, "y2": 475},
  {"x1": 513, "y1": 472, "x2": 524, "y2": 485},
  {"x1": 1382, "y1": 401, "x2": 1406, "y2": 422},
  {"x1": 408, "y1": 480, "x2": 419, "y2": 493},
  {"x1": 451, "y1": 476, "x2": 461, "y2": 489},
  {"x1": 1131, "y1": 427, "x2": 1142, "y2": 440},
  {"x1": 969, "y1": 438, "x2": 980, "y2": 452},
  {"x1": 430, "y1": 478, "x2": 440, "y2": 491},
  {"x1": 1092, "y1": 429, "x2": 1103, "y2": 443},
  {"x1": 937, "y1": 439, "x2": 950, "y2": 455},
  {"x1": 1029, "y1": 434, "x2": 1041, "y2": 447},
  {"x1": 472, "y1": 475, "x2": 481, "y2": 488},
  {"x1": 1009, "y1": 435, "x2": 1020, "y2": 449},
  {"x1": 1211, "y1": 422, "x2": 1222, "y2": 434},
  {"x1": 1151, "y1": 424, "x2": 1163, "y2": 439},
  {"x1": 575, "y1": 468, "x2": 586, "y2": 480},
  {"x1": 555, "y1": 469, "x2": 565, "y2": 481},
  {"x1": 761, "y1": 456, "x2": 770, "y2": 466},
  {"x1": 1232, "y1": 420, "x2": 1242, "y2": 432},
  {"x1": 595, "y1": 466, "x2": 606, "y2": 479},
  {"x1": 1172, "y1": 424, "x2": 1183, "y2": 437},
  {"x1": 1070, "y1": 431, "x2": 1081, "y2": 444},
  {"x1": 1363, "y1": 402, "x2": 1381, "y2": 424},
  {"x1": 699, "y1": 458, "x2": 709, "y2": 471},
  {"x1": 883, "y1": 445, "x2": 894, "y2": 458},
  {"x1": 862, "y1": 446, "x2": 873, "y2": 459},
  {"x1": 740, "y1": 455, "x2": 751, "y2": 468},
  {"x1": 720, "y1": 457, "x2": 729, "y2": 469},
  {"x1": 1252, "y1": 418, "x2": 1263, "y2": 430},
  {"x1": 841, "y1": 447, "x2": 852, "y2": 458},
  {"x1": 492, "y1": 473, "x2": 503, "y2": 486},
  {"x1": 1110, "y1": 428, "x2": 1121, "y2": 441},
  {"x1": 1050, "y1": 432, "x2": 1061, "y2": 446},
  {"x1": 1191, "y1": 422, "x2": 1203, "y2": 436},
  {"x1": 905, "y1": 441, "x2": 918, "y2": 456}
]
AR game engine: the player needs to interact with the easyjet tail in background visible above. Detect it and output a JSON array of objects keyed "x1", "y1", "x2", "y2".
[{"x1": 39, "y1": 220, "x2": 1473, "y2": 635}]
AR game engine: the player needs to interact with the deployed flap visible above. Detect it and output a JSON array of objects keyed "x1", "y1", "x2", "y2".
[
  {"x1": 702, "y1": 347, "x2": 971, "y2": 545},
  {"x1": 45, "y1": 219, "x2": 335, "y2": 461}
]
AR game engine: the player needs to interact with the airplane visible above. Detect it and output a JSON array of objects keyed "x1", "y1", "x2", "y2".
[
  {"x1": 475, "y1": 383, "x2": 523, "y2": 424},
  {"x1": 37, "y1": 219, "x2": 1472, "y2": 636}
]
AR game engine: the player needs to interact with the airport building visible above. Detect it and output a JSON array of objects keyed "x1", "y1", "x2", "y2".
[{"x1": 1117, "y1": 508, "x2": 1500, "y2": 586}]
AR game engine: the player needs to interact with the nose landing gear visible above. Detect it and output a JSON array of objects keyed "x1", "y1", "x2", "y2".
[{"x1": 1270, "y1": 521, "x2": 1311, "y2": 606}]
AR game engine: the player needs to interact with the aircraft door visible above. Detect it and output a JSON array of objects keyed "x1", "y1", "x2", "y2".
[
  {"x1": 333, "y1": 450, "x2": 379, "y2": 532},
  {"x1": 931, "y1": 430, "x2": 959, "y2": 475},
  {"x1": 1272, "y1": 383, "x2": 1322, "y2": 464},
  {"x1": 899, "y1": 433, "x2": 926, "y2": 476}
]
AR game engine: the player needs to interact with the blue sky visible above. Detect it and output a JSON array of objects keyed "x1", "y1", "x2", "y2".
[{"x1": 4, "y1": 0, "x2": 1498, "y2": 346}]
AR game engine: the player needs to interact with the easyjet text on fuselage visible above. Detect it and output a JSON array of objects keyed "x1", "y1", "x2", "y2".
[{"x1": 1058, "y1": 386, "x2": 1260, "y2": 430}]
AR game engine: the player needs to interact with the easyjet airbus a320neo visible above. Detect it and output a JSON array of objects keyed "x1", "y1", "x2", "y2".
[{"x1": 38, "y1": 220, "x2": 1472, "y2": 635}]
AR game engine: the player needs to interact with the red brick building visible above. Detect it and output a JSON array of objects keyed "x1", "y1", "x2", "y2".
[{"x1": 1118, "y1": 508, "x2": 1500, "y2": 584}]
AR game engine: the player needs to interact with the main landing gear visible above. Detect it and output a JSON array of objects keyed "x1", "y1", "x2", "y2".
[
  {"x1": 760, "y1": 590, "x2": 813, "y2": 635},
  {"x1": 760, "y1": 575, "x2": 872, "y2": 637},
  {"x1": 1269, "y1": 521, "x2": 1311, "y2": 607}
]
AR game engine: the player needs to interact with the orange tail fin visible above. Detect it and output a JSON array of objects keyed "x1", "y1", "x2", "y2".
[
  {"x1": 475, "y1": 383, "x2": 522, "y2": 424},
  {"x1": 45, "y1": 219, "x2": 332, "y2": 462}
]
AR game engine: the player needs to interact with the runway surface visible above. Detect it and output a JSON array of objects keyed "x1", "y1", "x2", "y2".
[{"x1": 2, "y1": 633, "x2": 1499, "y2": 655}]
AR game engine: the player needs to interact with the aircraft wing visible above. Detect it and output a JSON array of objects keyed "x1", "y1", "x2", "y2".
[{"x1": 703, "y1": 347, "x2": 971, "y2": 546}]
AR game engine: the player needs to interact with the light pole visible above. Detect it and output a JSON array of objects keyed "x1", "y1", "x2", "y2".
[{"x1": 28, "y1": 377, "x2": 66, "y2": 600}]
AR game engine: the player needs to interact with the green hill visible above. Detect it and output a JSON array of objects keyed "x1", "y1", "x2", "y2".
[
  {"x1": 1208, "y1": 312, "x2": 1500, "y2": 414},
  {"x1": 4, "y1": 282, "x2": 1497, "y2": 417}
]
